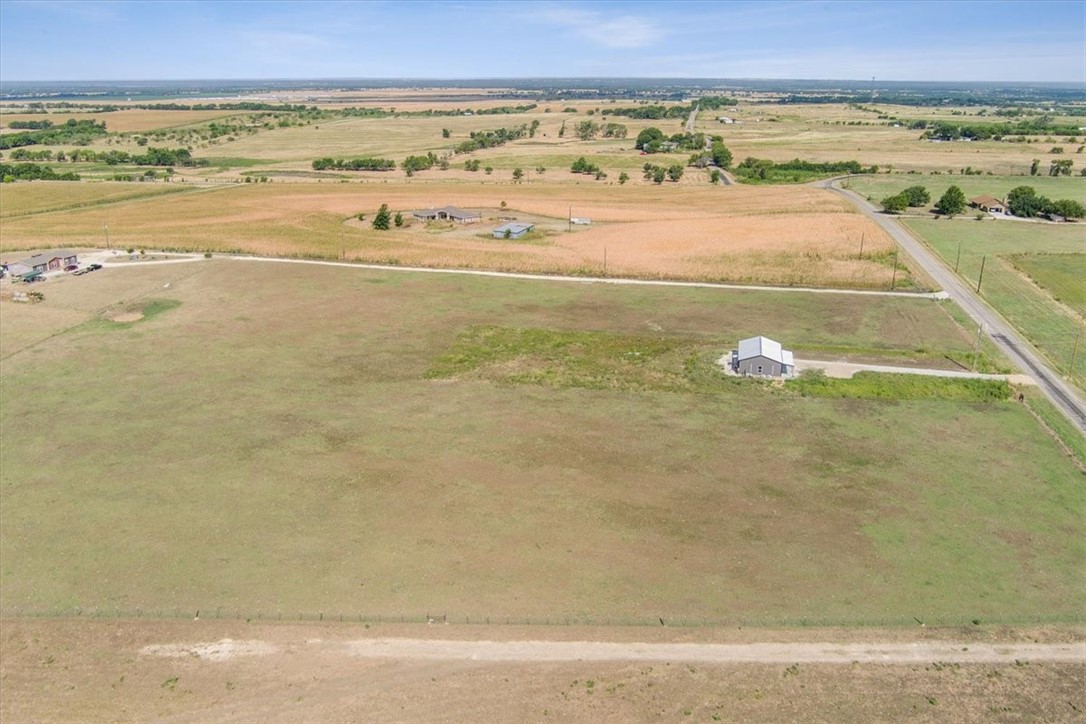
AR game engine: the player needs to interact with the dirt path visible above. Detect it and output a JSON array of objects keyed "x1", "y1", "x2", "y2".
[
  {"x1": 141, "y1": 636, "x2": 1084, "y2": 665},
  {"x1": 224, "y1": 254, "x2": 948, "y2": 299},
  {"x1": 793, "y1": 359, "x2": 1035, "y2": 385}
]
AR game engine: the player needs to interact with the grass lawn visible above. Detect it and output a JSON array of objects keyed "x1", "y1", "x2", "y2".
[
  {"x1": 905, "y1": 218, "x2": 1086, "y2": 388},
  {"x1": 1, "y1": 261, "x2": 1081, "y2": 626}
]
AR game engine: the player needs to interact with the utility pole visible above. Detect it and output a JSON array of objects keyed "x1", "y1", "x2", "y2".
[
  {"x1": 976, "y1": 256, "x2": 986, "y2": 293},
  {"x1": 104, "y1": 223, "x2": 110, "y2": 250},
  {"x1": 340, "y1": 229, "x2": 345, "y2": 260},
  {"x1": 858, "y1": 232, "x2": 865, "y2": 259},
  {"x1": 603, "y1": 246, "x2": 607, "y2": 276},
  {"x1": 954, "y1": 241, "x2": 962, "y2": 273},
  {"x1": 568, "y1": 206, "x2": 572, "y2": 233},
  {"x1": 890, "y1": 248, "x2": 898, "y2": 290}
]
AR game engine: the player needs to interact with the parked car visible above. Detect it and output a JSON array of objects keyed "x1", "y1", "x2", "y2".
[
  {"x1": 87, "y1": 263, "x2": 103, "y2": 272},
  {"x1": 64, "y1": 264, "x2": 79, "y2": 272},
  {"x1": 73, "y1": 268, "x2": 89, "y2": 276},
  {"x1": 23, "y1": 273, "x2": 45, "y2": 283}
]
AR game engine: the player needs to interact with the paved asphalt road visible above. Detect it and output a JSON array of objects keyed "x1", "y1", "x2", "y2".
[{"x1": 822, "y1": 178, "x2": 1086, "y2": 434}]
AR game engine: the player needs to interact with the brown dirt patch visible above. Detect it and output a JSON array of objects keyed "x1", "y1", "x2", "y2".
[
  {"x1": 109, "y1": 311, "x2": 144, "y2": 323},
  {"x1": 3, "y1": 619, "x2": 1083, "y2": 723}
]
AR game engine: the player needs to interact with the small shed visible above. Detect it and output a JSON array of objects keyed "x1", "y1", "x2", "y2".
[
  {"x1": 969, "y1": 195, "x2": 1007, "y2": 214},
  {"x1": 732, "y1": 336, "x2": 794, "y2": 378},
  {"x1": 493, "y1": 222, "x2": 534, "y2": 239},
  {"x1": 411, "y1": 206, "x2": 481, "y2": 223}
]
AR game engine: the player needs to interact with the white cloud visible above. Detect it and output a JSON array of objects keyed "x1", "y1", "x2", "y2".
[{"x1": 526, "y1": 4, "x2": 661, "y2": 49}]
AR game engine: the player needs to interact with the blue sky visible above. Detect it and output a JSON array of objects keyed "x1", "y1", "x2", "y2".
[{"x1": 1, "y1": 0, "x2": 1083, "y2": 82}]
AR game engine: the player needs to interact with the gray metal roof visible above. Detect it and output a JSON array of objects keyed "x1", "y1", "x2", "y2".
[
  {"x1": 493, "y1": 222, "x2": 533, "y2": 234},
  {"x1": 18, "y1": 249, "x2": 79, "y2": 266},
  {"x1": 737, "y1": 336, "x2": 792, "y2": 365}
]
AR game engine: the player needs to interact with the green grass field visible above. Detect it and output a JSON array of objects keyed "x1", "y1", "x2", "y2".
[
  {"x1": 1, "y1": 261, "x2": 1081, "y2": 625},
  {"x1": 905, "y1": 218, "x2": 1086, "y2": 387},
  {"x1": 1006, "y1": 252, "x2": 1086, "y2": 318}
]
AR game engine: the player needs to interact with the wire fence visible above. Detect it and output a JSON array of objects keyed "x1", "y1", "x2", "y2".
[{"x1": 3, "y1": 606, "x2": 1080, "y2": 629}]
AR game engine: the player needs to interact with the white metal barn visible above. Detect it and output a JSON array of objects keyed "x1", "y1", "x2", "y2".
[{"x1": 732, "y1": 336, "x2": 795, "y2": 378}]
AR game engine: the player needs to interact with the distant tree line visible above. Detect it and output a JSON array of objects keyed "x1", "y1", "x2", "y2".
[
  {"x1": 454, "y1": 125, "x2": 528, "y2": 153},
  {"x1": 602, "y1": 96, "x2": 736, "y2": 120},
  {"x1": 312, "y1": 157, "x2": 396, "y2": 171},
  {"x1": 915, "y1": 118, "x2": 1082, "y2": 141},
  {"x1": 0, "y1": 119, "x2": 107, "y2": 149},
  {"x1": 7, "y1": 119, "x2": 55, "y2": 129},
  {"x1": 0, "y1": 162, "x2": 80, "y2": 181},
  {"x1": 734, "y1": 158, "x2": 876, "y2": 183}
]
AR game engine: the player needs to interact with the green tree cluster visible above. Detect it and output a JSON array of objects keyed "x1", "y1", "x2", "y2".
[{"x1": 934, "y1": 185, "x2": 967, "y2": 216}]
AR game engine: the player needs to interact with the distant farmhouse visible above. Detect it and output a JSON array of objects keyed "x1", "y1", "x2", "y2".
[
  {"x1": 5, "y1": 249, "x2": 79, "y2": 277},
  {"x1": 969, "y1": 195, "x2": 1007, "y2": 215},
  {"x1": 412, "y1": 206, "x2": 481, "y2": 223},
  {"x1": 731, "y1": 336, "x2": 795, "y2": 378},
  {"x1": 493, "y1": 222, "x2": 533, "y2": 239}
]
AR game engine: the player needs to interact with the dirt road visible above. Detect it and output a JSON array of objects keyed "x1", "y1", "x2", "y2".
[{"x1": 141, "y1": 636, "x2": 1085, "y2": 665}]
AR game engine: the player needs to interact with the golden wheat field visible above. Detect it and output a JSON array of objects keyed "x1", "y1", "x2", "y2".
[{"x1": 0, "y1": 181, "x2": 903, "y2": 288}]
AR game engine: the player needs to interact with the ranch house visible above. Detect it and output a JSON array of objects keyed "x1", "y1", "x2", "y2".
[
  {"x1": 731, "y1": 336, "x2": 795, "y2": 378},
  {"x1": 493, "y1": 222, "x2": 533, "y2": 239},
  {"x1": 411, "y1": 205, "x2": 481, "y2": 223},
  {"x1": 15, "y1": 249, "x2": 79, "y2": 273},
  {"x1": 969, "y1": 195, "x2": 1007, "y2": 214}
]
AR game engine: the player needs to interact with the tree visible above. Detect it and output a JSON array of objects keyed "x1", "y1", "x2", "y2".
[
  {"x1": 710, "y1": 140, "x2": 733, "y2": 169},
  {"x1": 881, "y1": 193, "x2": 909, "y2": 213},
  {"x1": 576, "y1": 120, "x2": 601, "y2": 140},
  {"x1": 934, "y1": 185, "x2": 966, "y2": 216},
  {"x1": 1047, "y1": 198, "x2": 1086, "y2": 219},
  {"x1": 1030, "y1": 158, "x2": 1040, "y2": 176},
  {"x1": 1050, "y1": 159, "x2": 1073, "y2": 176},
  {"x1": 442, "y1": 128, "x2": 451, "y2": 138},
  {"x1": 394, "y1": 212, "x2": 404, "y2": 227},
  {"x1": 1006, "y1": 186, "x2": 1047, "y2": 218},
  {"x1": 635, "y1": 127, "x2": 665, "y2": 151},
  {"x1": 372, "y1": 203, "x2": 391, "y2": 230},
  {"x1": 902, "y1": 185, "x2": 930, "y2": 207},
  {"x1": 710, "y1": 169, "x2": 721, "y2": 184},
  {"x1": 619, "y1": 171, "x2": 629, "y2": 185},
  {"x1": 652, "y1": 167, "x2": 666, "y2": 184},
  {"x1": 512, "y1": 167, "x2": 524, "y2": 182},
  {"x1": 536, "y1": 166, "x2": 546, "y2": 174},
  {"x1": 667, "y1": 164, "x2": 684, "y2": 182},
  {"x1": 484, "y1": 166, "x2": 493, "y2": 175}
]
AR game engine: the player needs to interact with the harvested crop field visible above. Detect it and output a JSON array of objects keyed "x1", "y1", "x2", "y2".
[
  {"x1": 0, "y1": 181, "x2": 195, "y2": 218},
  {"x1": 0, "y1": 182, "x2": 909, "y2": 288}
]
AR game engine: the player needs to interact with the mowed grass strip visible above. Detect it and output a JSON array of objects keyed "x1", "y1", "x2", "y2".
[
  {"x1": 906, "y1": 218, "x2": 1086, "y2": 387},
  {"x1": 1, "y1": 261, "x2": 1081, "y2": 625},
  {"x1": 1005, "y1": 252, "x2": 1086, "y2": 319}
]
